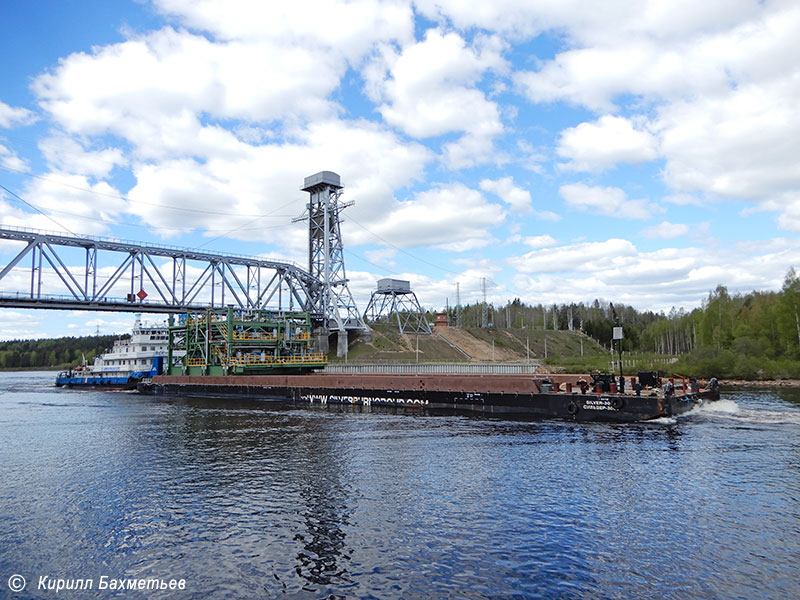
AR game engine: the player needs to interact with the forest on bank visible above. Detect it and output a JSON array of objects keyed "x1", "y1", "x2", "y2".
[
  {"x1": 0, "y1": 335, "x2": 122, "y2": 370},
  {"x1": 4, "y1": 269, "x2": 800, "y2": 378}
]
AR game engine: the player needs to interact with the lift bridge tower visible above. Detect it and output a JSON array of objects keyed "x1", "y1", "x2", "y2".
[{"x1": 294, "y1": 171, "x2": 368, "y2": 356}]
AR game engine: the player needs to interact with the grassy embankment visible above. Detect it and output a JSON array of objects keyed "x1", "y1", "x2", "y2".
[{"x1": 334, "y1": 323, "x2": 609, "y2": 364}]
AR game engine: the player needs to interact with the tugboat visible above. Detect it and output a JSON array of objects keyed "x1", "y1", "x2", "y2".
[
  {"x1": 55, "y1": 316, "x2": 176, "y2": 390},
  {"x1": 553, "y1": 371, "x2": 721, "y2": 422}
]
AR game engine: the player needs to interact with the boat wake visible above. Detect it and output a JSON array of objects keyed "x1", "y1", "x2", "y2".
[
  {"x1": 648, "y1": 416, "x2": 678, "y2": 425},
  {"x1": 693, "y1": 398, "x2": 800, "y2": 426}
]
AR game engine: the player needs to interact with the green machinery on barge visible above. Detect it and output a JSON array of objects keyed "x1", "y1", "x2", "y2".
[{"x1": 167, "y1": 307, "x2": 327, "y2": 376}]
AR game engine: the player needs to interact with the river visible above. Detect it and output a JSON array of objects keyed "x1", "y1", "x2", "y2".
[{"x1": 1, "y1": 371, "x2": 799, "y2": 599}]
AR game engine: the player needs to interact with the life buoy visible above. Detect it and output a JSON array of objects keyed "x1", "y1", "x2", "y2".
[
  {"x1": 559, "y1": 382, "x2": 568, "y2": 391},
  {"x1": 567, "y1": 402, "x2": 579, "y2": 415},
  {"x1": 612, "y1": 397, "x2": 624, "y2": 410}
]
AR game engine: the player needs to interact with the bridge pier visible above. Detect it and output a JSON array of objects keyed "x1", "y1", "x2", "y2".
[
  {"x1": 312, "y1": 326, "x2": 330, "y2": 356},
  {"x1": 337, "y1": 330, "x2": 349, "y2": 358}
]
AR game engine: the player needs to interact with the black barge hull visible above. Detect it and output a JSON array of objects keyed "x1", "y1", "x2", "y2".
[{"x1": 139, "y1": 374, "x2": 720, "y2": 423}]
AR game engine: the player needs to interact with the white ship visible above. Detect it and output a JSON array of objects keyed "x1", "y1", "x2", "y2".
[{"x1": 56, "y1": 316, "x2": 175, "y2": 389}]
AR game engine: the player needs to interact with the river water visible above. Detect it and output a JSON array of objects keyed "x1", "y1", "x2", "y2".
[{"x1": 1, "y1": 371, "x2": 799, "y2": 599}]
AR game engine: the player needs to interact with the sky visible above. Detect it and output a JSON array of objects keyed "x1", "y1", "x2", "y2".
[{"x1": 1, "y1": 0, "x2": 800, "y2": 339}]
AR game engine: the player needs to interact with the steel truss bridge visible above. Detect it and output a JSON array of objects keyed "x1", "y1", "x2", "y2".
[{"x1": 0, "y1": 226, "x2": 319, "y2": 315}]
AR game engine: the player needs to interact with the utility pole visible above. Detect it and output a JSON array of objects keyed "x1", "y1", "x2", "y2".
[
  {"x1": 481, "y1": 278, "x2": 488, "y2": 328},
  {"x1": 455, "y1": 282, "x2": 462, "y2": 328}
]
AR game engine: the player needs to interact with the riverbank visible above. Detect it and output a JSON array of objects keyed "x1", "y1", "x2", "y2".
[{"x1": 722, "y1": 379, "x2": 800, "y2": 387}]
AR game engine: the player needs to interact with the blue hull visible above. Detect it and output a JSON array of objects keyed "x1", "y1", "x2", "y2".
[
  {"x1": 55, "y1": 374, "x2": 140, "y2": 389},
  {"x1": 56, "y1": 361, "x2": 162, "y2": 390}
]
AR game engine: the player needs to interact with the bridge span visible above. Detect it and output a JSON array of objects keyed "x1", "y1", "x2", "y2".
[
  {"x1": 0, "y1": 226, "x2": 318, "y2": 314},
  {"x1": 0, "y1": 172, "x2": 369, "y2": 355}
]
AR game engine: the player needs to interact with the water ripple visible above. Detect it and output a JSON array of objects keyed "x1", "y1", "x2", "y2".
[{"x1": 1, "y1": 375, "x2": 799, "y2": 598}]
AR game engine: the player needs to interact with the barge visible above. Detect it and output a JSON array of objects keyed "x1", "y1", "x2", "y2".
[{"x1": 138, "y1": 372, "x2": 720, "y2": 422}]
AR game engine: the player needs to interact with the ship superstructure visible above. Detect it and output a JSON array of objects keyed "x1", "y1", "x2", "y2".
[{"x1": 56, "y1": 316, "x2": 175, "y2": 388}]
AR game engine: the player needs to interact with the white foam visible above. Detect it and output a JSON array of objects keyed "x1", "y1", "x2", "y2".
[
  {"x1": 648, "y1": 416, "x2": 678, "y2": 425},
  {"x1": 696, "y1": 399, "x2": 800, "y2": 426},
  {"x1": 697, "y1": 399, "x2": 740, "y2": 415}
]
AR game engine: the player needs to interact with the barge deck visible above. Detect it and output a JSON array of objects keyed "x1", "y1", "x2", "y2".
[{"x1": 139, "y1": 373, "x2": 720, "y2": 422}]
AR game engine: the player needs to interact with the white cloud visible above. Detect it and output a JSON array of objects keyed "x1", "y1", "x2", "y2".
[
  {"x1": 373, "y1": 29, "x2": 506, "y2": 136},
  {"x1": 508, "y1": 236, "x2": 800, "y2": 313},
  {"x1": 0, "y1": 310, "x2": 46, "y2": 339},
  {"x1": 0, "y1": 101, "x2": 37, "y2": 128},
  {"x1": 557, "y1": 115, "x2": 659, "y2": 171},
  {"x1": 33, "y1": 26, "x2": 344, "y2": 137},
  {"x1": 443, "y1": 131, "x2": 507, "y2": 170},
  {"x1": 416, "y1": 0, "x2": 760, "y2": 43},
  {"x1": 507, "y1": 238, "x2": 637, "y2": 273},
  {"x1": 663, "y1": 193, "x2": 703, "y2": 206},
  {"x1": 479, "y1": 176, "x2": 531, "y2": 213},
  {"x1": 1, "y1": 174, "x2": 126, "y2": 236},
  {"x1": 154, "y1": 0, "x2": 414, "y2": 60},
  {"x1": 559, "y1": 183, "x2": 655, "y2": 220},
  {"x1": 39, "y1": 135, "x2": 126, "y2": 179},
  {"x1": 514, "y1": 40, "x2": 709, "y2": 112},
  {"x1": 364, "y1": 248, "x2": 397, "y2": 268},
  {"x1": 640, "y1": 221, "x2": 690, "y2": 239},
  {"x1": 657, "y1": 77, "x2": 800, "y2": 210},
  {"x1": 508, "y1": 1, "x2": 800, "y2": 228},
  {"x1": 355, "y1": 183, "x2": 505, "y2": 251},
  {"x1": 523, "y1": 235, "x2": 557, "y2": 248},
  {"x1": 775, "y1": 199, "x2": 800, "y2": 233},
  {"x1": 0, "y1": 143, "x2": 27, "y2": 171},
  {"x1": 123, "y1": 118, "x2": 433, "y2": 250},
  {"x1": 369, "y1": 28, "x2": 507, "y2": 167},
  {"x1": 510, "y1": 1, "x2": 779, "y2": 110}
]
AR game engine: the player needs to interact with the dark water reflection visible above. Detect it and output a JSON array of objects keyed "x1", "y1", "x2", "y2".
[{"x1": 1, "y1": 372, "x2": 800, "y2": 599}]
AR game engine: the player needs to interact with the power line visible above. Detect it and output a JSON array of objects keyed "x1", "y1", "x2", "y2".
[
  {"x1": 3, "y1": 162, "x2": 503, "y2": 291},
  {"x1": 346, "y1": 215, "x2": 501, "y2": 288},
  {"x1": 198, "y1": 197, "x2": 300, "y2": 249},
  {"x1": 0, "y1": 182, "x2": 76, "y2": 236},
  {"x1": 0, "y1": 189, "x2": 294, "y2": 235},
  {"x1": 347, "y1": 215, "x2": 464, "y2": 276},
  {"x1": 0, "y1": 164, "x2": 302, "y2": 218},
  {"x1": 343, "y1": 249, "x2": 401, "y2": 276}
]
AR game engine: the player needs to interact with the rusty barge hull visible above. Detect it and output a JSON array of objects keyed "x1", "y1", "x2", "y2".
[{"x1": 139, "y1": 374, "x2": 718, "y2": 422}]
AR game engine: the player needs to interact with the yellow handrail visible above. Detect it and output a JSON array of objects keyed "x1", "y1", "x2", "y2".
[
  {"x1": 226, "y1": 353, "x2": 327, "y2": 366},
  {"x1": 232, "y1": 331, "x2": 278, "y2": 341}
]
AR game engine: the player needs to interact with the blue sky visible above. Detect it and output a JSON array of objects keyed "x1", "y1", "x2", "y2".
[{"x1": 1, "y1": 0, "x2": 800, "y2": 339}]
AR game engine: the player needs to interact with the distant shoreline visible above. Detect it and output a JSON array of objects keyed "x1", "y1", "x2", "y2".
[
  {"x1": 0, "y1": 367, "x2": 63, "y2": 372},
  {"x1": 721, "y1": 379, "x2": 800, "y2": 387}
]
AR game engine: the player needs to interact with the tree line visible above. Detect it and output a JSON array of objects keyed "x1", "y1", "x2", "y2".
[{"x1": 0, "y1": 335, "x2": 123, "y2": 370}]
